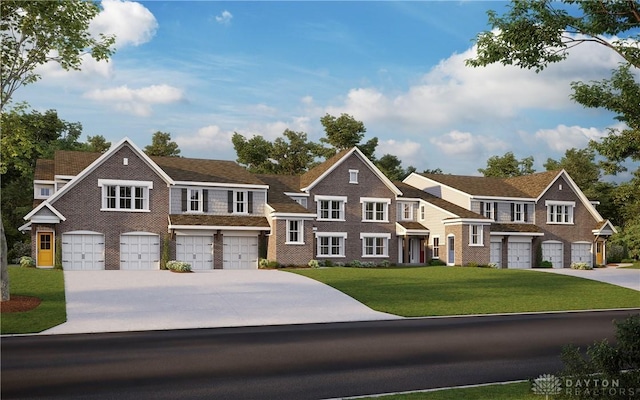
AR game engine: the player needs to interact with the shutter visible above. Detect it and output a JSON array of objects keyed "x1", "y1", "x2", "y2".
[
  {"x1": 494, "y1": 202, "x2": 498, "y2": 221},
  {"x1": 248, "y1": 191, "x2": 253, "y2": 214},
  {"x1": 480, "y1": 202, "x2": 485, "y2": 216},
  {"x1": 202, "y1": 190, "x2": 208, "y2": 212},
  {"x1": 228, "y1": 191, "x2": 234, "y2": 213},
  {"x1": 510, "y1": 203, "x2": 515, "y2": 221},
  {"x1": 181, "y1": 189, "x2": 187, "y2": 212},
  {"x1": 524, "y1": 204, "x2": 529, "y2": 222}
]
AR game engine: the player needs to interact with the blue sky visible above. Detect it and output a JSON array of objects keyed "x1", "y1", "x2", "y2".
[{"x1": 13, "y1": 1, "x2": 638, "y2": 178}]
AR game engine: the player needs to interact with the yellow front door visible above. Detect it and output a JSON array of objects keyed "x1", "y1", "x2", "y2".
[
  {"x1": 37, "y1": 232, "x2": 54, "y2": 267},
  {"x1": 596, "y1": 241, "x2": 604, "y2": 266}
]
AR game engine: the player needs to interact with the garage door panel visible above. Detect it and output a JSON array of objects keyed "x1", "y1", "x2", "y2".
[
  {"x1": 176, "y1": 236, "x2": 213, "y2": 270},
  {"x1": 120, "y1": 233, "x2": 160, "y2": 270},
  {"x1": 62, "y1": 233, "x2": 105, "y2": 270},
  {"x1": 571, "y1": 243, "x2": 592, "y2": 268},
  {"x1": 490, "y1": 242, "x2": 502, "y2": 267},
  {"x1": 223, "y1": 236, "x2": 258, "y2": 269},
  {"x1": 542, "y1": 242, "x2": 564, "y2": 269},
  {"x1": 507, "y1": 242, "x2": 531, "y2": 269}
]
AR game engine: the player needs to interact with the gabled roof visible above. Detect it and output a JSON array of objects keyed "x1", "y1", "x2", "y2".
[
  {"x1": 417, "y1": 170, "x2": 561, "y2": 199},
  {"x1": 491, "y1": 223, "x2": 543, "y2": 234},
  {"x1": 55, "y1": 150, "x2": 101, "y2": 176},
  {"x1": 300, "y1": 147, "x2": 402, "y2": 195},
  {"x1": 34, "y1": 159, "x2": 55, "y2": 181},
  {"x1": 153, "y1": 156, "x2": 265, "y2": 186},
  {"x1": 168, "y1": 214, "x2": 270, "y2": 230},
  {"x1": 395, "y1": 181, "x2": 487, "y2": 220},
  {"x1": 256, "y1": 174, "x2": 311, "y2": 214}
]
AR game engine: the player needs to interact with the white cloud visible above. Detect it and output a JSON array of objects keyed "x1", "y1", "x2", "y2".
[
  {"x1": 375, "y1": 139, "x2": 422, "y2": 167},
  {"x1": 90, "y1": 0, "x2": 158, "y2": 47},
  {"x1": 215, "y1": 10, "x2": 233, "y2": 25},
  {"x1": 429, "y1": 130, "x2": 509, "y2": 157},
  {"x1": 535, "y1": 124, "x2": 608, "y2": 152},
  {"x1": 84, "y1": 84, "x2": 184, "y2": 116},
  {"x1": 176, "y1": 125, "x2": 235, "y2": 153}
]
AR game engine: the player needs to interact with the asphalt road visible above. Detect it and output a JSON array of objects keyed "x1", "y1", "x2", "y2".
[{"x1": 2, "y1": 309, "x2": 638, "y2": 400}]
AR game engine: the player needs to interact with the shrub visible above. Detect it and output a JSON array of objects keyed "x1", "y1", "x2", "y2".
[
  {"x1": 570, "y1": 262, "x2": 592, "y2": 270},
  {"x1": 258, "y1": 258, "x2": 269, "y2": 268},
  {"x1": 428, "y1": 259, "x2": 447, "y2": 266},
  {"x1": 9, "y1": 241, "x2": 31, "y2": 264},
  {"x1": 488, "y1": 262, "x2": 499, "y2": 269},
  {"x1": 349, "y1": 260, "x2": 363, "y2": 268},
  {"x1": 378, "y1": 260, "x2": 391, "y2": 268},
  {"x1": 166, "y1": 260, "x2": 192, "y2": 272},
  {"x1": 538, "y1": 260, "x2": 553, "y2": 268},
  {"x1": 19, "y1": 256, "x2": 36, "y2": 268},
  {"x1": 308, "y1": 259, "x2": 320, "y2": 269},
  {"x1": 334, "y1": 262, "x2": 345, "y2": 267},
  {"x1": 607, "y1": 243, "x2": 627, "y2": 263},
  {"x1": 268, "y1": 260, "x2": 280, "y2": 269},
  {"x1": 464, "y1": 262, "x2": 479, "y2": 268}
]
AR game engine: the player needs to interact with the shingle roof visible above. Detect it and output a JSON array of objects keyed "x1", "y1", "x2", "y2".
[
  {"x1": 395, "y1": 181, "x2": 487, "y2": 219},
  {"x1": 169, "y1": 214, "x2": 270, "y2": 228},
  {"x1": 397, "y1": 221, "x2": 429, "y2": 231},
  {"x1": 300, "y1": 148, "x2": 351, "y2": 189},
  {"x1": 34, "y1": 159, "x2": 55, "y2": 180},
  {"x1": 491, "y1": 223, "x2": 542, "y2": 233},
  {"x1": 152, "y1": 156, "x2": 264, "y2": 185},
  {"x1": 256, "y1": 174, "x2": 310, "y2": 214},
  {"x1": 54, "y1": 150, "x2": 101, "y2": 176},
  {"x1": 418, "y1": 170, "x2": 561, "y2": 198}
]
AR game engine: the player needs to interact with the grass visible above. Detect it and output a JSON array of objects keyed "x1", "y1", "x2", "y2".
[
  {"x1": 355, "y1": 381, "x2": 539, "y2": 400},
  {"x1": 289, "y1": 266, "x2": 640, "y2": 317},
  {"x1": 619, "y1": 261, "x2": 640, "y2": 269},
  {"x1": 1, "y1": 266, "x2": 66, "y2": 334}
]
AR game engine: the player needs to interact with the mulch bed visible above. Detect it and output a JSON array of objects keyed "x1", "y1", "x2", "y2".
[{"x1": 1, "y1": 295, "x2": 42, "y2": 313}]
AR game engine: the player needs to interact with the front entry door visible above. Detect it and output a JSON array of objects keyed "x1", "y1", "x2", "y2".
[
  {"x1": 447, "y1": 236, "x2": 455, "y2": 265},
  {"x1": 37, "y1": 232, "x2": 54, "y2": 267},
  {"x1": 596, "y1": 241, "x2": 604, "y2": 266}
]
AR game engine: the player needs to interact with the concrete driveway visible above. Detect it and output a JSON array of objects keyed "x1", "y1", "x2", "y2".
[
  {"x1": 529, "y1": 265, "x2": 640, "y2": 291},
  {"x1": 42, "y1": 270, "x2": 400, "y2": 335}
]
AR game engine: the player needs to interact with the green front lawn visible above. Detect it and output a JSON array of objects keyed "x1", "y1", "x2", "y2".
[
  {"x1": 289, "y1": 266, "x2": 640, "y2": 317},
  {"x1": 356, "y1": 381, "x2": 538, "y2": 400},
  {"x1": 1, "y1": 266, "x2": 66, "y2": 334}
]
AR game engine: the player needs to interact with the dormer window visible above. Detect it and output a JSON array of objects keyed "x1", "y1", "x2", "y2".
[
  {"x1": 349, "y1": 169, "x2": 359, "y2": 184},
  {"x1": 510, "y1": 202, "x2": 528, "y2": 222},
  {"x1": 189, "y1": 189, "x2": 202, "y2": 212}
]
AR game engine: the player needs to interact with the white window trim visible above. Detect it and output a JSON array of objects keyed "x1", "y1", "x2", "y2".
[
  {"x1": 400, "y1": 202, "x2": 413, "y2": 221},
  {"x1": 98, "y1": 179, "x2": 153, "y2": 212},
  {"x1": 286, "y1": 219, "x2": 304, "y2": 245},
  {"x1": 360, "y1": 197, "x2": 391, "y2": 222},
  {"x1": 316, "y1": 232, "x2": 347, "y2": 258},
  {"x1": 545, "y1": 200, "x2": 575, "y2": 224},
  {"x1": 349, "y1": 169, "x2": 359, "y2": 184},
  {"x1": 234, "y1": 190, "x2": 248, "y2": 214},
  {"x1": 469, "y1": 224, "x2": 484, "y2": 247},
  {"x1": 432, "y1": 236, "x2": 440, "y2": 259},
  {"x1": 315, "y1": 195, "x2": 347, "y2": 221},
  {"x1": 188, "y1": 188, "x2": 203, "y2": 213},
  {"x1": 359, "y1": 232, "x2": 391, "y2": 258},
  {"x1": 513, "y1": 202, "x2": 526, "y2": 222}
]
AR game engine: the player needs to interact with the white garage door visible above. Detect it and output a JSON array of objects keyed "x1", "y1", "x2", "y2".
[
  {"x1": 490, "y1": 242, "x2": 502, "y2": 267},
  {"x1": 62, "y1": 232, "x2": 105, "y2": 270},
  {"x1": 176, "y1": 236, "x2": 213, "y2": 270},
  {"x1": 223, "y1": 236, "x2": 258, "y2": 269},
  {"x1": 507, "y1": 242, "x2": 531, "y2": 269},
  {"x1": 571, "y1": 243, "x2": 592, "y2": 268},
  {"x1": 120, "y1": 233, "x2": 160, "y2": 270},
  {"x1": 542, "y1": 242, "x2": 564, "y2": 268}
]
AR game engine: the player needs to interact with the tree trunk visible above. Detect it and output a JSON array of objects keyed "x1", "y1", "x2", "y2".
[{"x1": 1, "y1": 215, "x2": 10, "y2": 301}]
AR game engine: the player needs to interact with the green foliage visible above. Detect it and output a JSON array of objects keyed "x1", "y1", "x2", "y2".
[
  {"x1": 558, "y1": 315, "x2": 640, "y2": 400},
  {"x1": 8, "y1": 240, "x2": 31, "y2": 264},
  {"x1": 82, "y1": 135, "x2": 111, "y2": 153},
  {"x1": 19, "y1": 256, "x2": 35, "y2": 268},
  {"x1": 570, "y1": 262, "x2": 592, "y2": 270},
  {"x1": 607, "y1": 243, "x2": 628, "y2": 264},
  {"x1": 544, "y1": 148, "x2": 601, "y2": 191},
  {"x1": 1, "y1": 267, "x2": 66, "y2": 334},
  {"x1": 166, "y1": 261, "x2": 192, "y2": 273},
  {"x1": 428, "y1": 259, "x2": 447, "y2": 266},
  {"x1": 144, "y1": 131, "x2": 181, "y2": 157},
  {"x1": 308, "y1": 259, "x2": 320, "y2": 269},
  {"x1": 478, "y1": 151, "x2": 535, "y2": 177},
  {"x1": 375, "y1": 154, "x2": 416, "y2": 181},
  {"x1": 54, "y1": 237, "x2": 63, "y2": 270},
  {"x1": 539, "y1": 260, "x2": 553, "y2": 268},
  {"x1": 1, "y1": 0, "x2": 116, "y2": 111},
  {"x1": 319, "y1": 113, "x2": 370, "y2": 156},
  {"x1": 160, "y1": 234, "x2": 170, "y2": 270}
]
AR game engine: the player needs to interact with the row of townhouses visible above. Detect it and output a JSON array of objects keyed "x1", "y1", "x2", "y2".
[{"x1": 21, "y1": 138, "x2": 616, "y2": 270}]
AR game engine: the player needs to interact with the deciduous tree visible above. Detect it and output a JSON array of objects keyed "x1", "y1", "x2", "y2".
[
  {"x1": 478, "y1": 151, "x2": 535, "y2": 177},
  {"x1": 144, "y1": 131, "x2": 181, "y2": 157}
]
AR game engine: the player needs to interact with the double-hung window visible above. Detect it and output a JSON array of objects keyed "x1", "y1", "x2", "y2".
[
  {"x1": 432, "y1": 237, "x2": 440, "y2": 259},
  {"x1": 189, "y1": 189, "x2": 202, "y2": 212},
  {"x1": 360, "y1": 233, "x2": 390, "y2": 257},
  {"x1": 400, "y1": 203, "x2": 413, "y2": 220},
  {"x1": 316, "y1": 196, "x2": 346, "y2": 221},
  {"x1": 469, "y1": 225, "x2": 484, "y2": 246},
  {"x1": 99, "y1": 179, "x2": 152, "y2": 212},
  {"x1": 286, "y1": 220, "x2": 304, "y2": 244},
  {"x1": 234, "y1": 190, "x2": 248, "y2": 213},
  {"x1": 480, "y1": 201, "x2": 497, "y2": 220},
  {"x1": 546, "y1": 200, "x2": 575, "y2": 224},
  {"x1": 511, "y1": 202, "x2": 528, "y2": 222},
  {"x1": 361, "y1": 198, "x2": 390, "y2": 222},
  {"x1": 317, "y1": 233, "x2": 346, "y2": 257}
]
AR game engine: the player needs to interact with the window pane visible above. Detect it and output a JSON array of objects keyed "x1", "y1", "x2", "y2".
[{"x1": 120, "y1": 186, "x2": 132, "y2": 209}]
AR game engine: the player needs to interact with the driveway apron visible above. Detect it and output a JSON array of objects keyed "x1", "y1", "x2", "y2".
[
  {"x1": 529, "y1": 265, "x2": 640, "y2": 291},
  {"x1": 42, "y1": 270, "x2": 400, "y2": 335}
]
